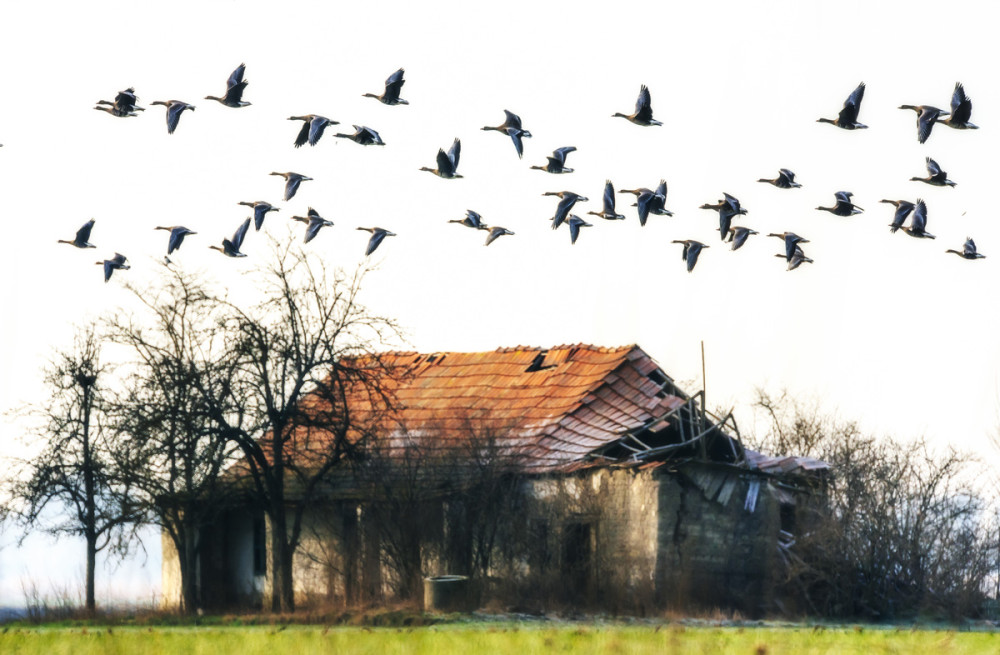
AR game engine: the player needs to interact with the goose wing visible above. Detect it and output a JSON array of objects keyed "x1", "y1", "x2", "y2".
[
  {"x1": 838, "y1": 82, "x2": 864, "y2": 123},
  {"x1": 553, "y1": 146, "x2": 576, "y2": 163},
  {"x1": 448, "y1": 138, "x2": 461, "y2": 169},
  {"x1": 506, "y1": 127, "x2": 524, "y2": 158},
  {"x1": 911, "y1": 200, "x2": 928, "y2": 232},
  {"x1": 503, "y1": 109, "x2": 522, "y2": 130},
  {"x1": 926, "y1": 157, "x2": 943, "y2": 177},
  {"x1": 383, "y1": 68, "x2": 405, "y2": 102},
  {"x1": 964, "y1": 237, "x2": 977, "y2": 257},
  {"x1": 602, "y1": 180, "x2": 616, "y2": 213},
  {"x1": 227, "y1": 63, "x2": 246, "y2": 89},
  {"x1": 634, "y1": 85, "x2": 654, "y2": 122},
  {"x1": 232, "y1": 218, "x2": 251, "y2": 250},
  {"x1": 308, "y1": 116, "x2": 332, "y2": 145},
  {"x1": 366, "y1": 230, "x2": 387, "y2": 256},
  {"x1": 292, "y1": 120, "x2": 310, "y2": 147},
  {"x1": 951, "y1": 83, "x2": 973, "y2": 125},
  {"x1": 779, "y1": 169, "x2": 796, "y2": 186},
  {"x1": 76, "y1": 219, "x2": 95, "y2": 244},
  {"x1": 435, "y1": 148, "x2": 454, "y2": 176},
  {"x1": 165, "y1": 102, "x2": 188, "y2": 134}
]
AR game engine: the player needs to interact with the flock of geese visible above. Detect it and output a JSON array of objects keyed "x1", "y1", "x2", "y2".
[{"x1": 51, "y1": 69, "x2": 986, "y2": 280}]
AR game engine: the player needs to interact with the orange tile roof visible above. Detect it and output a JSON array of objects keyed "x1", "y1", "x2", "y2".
[{"x1": 329, "y1": 344, "x2": 686, "y2": 471}]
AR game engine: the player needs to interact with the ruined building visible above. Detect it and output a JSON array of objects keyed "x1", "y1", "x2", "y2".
[{"x1": 162, "y1": 344, "x2": 828, "y2": 614}]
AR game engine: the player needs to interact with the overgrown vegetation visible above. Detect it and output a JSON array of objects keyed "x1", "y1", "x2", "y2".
[{"x1": 751, "y1": 389, "x2": 998, "y2": 621}]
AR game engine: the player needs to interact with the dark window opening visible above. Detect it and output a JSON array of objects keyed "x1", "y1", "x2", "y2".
[
  {"x1": 562, "y1": 521, "x2": 595, "y2": 599},
  {"x1": 252, "y1": 515, "x2": 267, "y2": 576},
  {"x1": 780, "y1": 503, "x2": 796, "y2": 535},
  {"x1": 529, "y1": 519, "x2": 551, "y2": 572}
]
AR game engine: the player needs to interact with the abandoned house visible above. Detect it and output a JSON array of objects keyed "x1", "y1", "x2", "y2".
[{"x1": 161, "y1": 344, "x2": 829, "y2": 614}]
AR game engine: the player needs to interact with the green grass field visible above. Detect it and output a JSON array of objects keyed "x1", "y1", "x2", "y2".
[{"x1": 0, "y1": 624, "x2": 997, "y2": 655}]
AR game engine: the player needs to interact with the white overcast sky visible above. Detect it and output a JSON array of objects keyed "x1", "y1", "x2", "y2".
[{"x1": 1, "y1": 0, "x2": 998, "y2": 604}]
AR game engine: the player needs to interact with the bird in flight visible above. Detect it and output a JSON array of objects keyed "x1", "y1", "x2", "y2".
[
  {"x1": 817, "y1": 82, "x2": 867, "y2": 129},
  {"x1": 880, "y1": 199, "x2": 916, "y2": 233},
  {"x1": 291, "y1": 208, "x2": 334, "y2": 244},
  {"x1": 238, "y1": 201, "x2": 280, "y2": 231},
  {"x1": 270, "y1": 171, "x2": 313, "y2": 201},
  {"x1": 154, "y1": 226, "x2": 197, "y2": 255},
  {"x1": 613, "y1": 85, "x2": 661, "y2": 126},
  {"x1": 205, "y1": 63, "x2": 250, "y2": 108},
  {"x1": 58, "y1": 219, "x2": 97, "y2": 249},
  {"x1": 484, "y1": 226, "x2": 514, "y2": 246},
  {"x1": 587, "y1": 180, "x2": 626, "y2": 221},
  {"x1": 95, "y1": 87, "x2": 144, "y2": 117},
  {"x1": 946, "y1": 237, "x2": 985, "y2": 260},
  {"x1": 150, "y1": 100, "x2": 196, "y2": 134},
  {"x1": 758, "y1": 169, "x2": 801, "y2": 189},
  {"x1": 910, "y1": 157, "x2": 956, "y2": 187},
  {"x1": 543, "y1": 191, "x2": 589, "y2": 230},
  {"x1": 898, "y1": 103, "x2": 949, "y2": 144},
  {"x1": 672, "y1": 240, "x2": 709, "y2": 272},
  {"x1": 357, "y1": 227, "x2": 397, "y2": 255},
  {"x1": 816, "y1": 191, "x2": 863, "y2": 216},
  {"x1": 726, "y1": 226, "x2": 758, "y2": 251},
  {"x1": 96, "y1": 253, "x2": 130, "y2": 282},
  {"x1": 288, "y1": 114, "x2": 338, "y2": 147},
  {"x1": 482, "y1": 110, "x2": 532, "y2": 159},
  {"x1": 334, "y1": 125, "x2": 385, "y2": 146},
  {"x1": 530, "y1": 147, "x2": 577, "y2": 174},
  {"x1": 209, "y1": 218, "x2": 251, "y2": 257},
  {"x1": 939, "y1": 82, "x2": 978, "y2": 130},
  {"x1": 448, "y1": 210, "x2": 489, "y2": 230},
  {"x1": 363, "y1": 68, "x2": 408, "y2": 105},
  {"x1": 420, "y1": 138, "x2": 462, "y2": 178}
]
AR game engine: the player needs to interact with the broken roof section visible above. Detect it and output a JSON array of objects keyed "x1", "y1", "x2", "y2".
[{"x1": 331, "y1": 343, "x2": 812, "y2": 474}]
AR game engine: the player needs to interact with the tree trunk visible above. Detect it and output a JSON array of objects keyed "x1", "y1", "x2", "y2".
[
  {"x1": 269, "y1": 513, "x2": 295, "y2": 612},
  {"x1": 85, "y1": 532, "x2": 97, "y2": 615},
  {"x1": 179, "y1": 529, "x2": 198, "y2": 614}
]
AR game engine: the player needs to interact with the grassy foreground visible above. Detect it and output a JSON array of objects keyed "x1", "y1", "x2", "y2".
[{"x1": 0, "y1": 624, "x2": 996, "y2": 654}]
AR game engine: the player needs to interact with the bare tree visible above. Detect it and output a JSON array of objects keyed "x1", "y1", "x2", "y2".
[
  {"x1": 105, "y1": 269, "x2": 241, "y2": 613},
  {"x1": 9, "y1": 326, "x2": 141, "y2": 614},
  {"x1": 194, "y1": 245, "x2": 401, "y2": 612},
  {"x1": 752, "y1": 388, "x2": 992, "y2": 619}
]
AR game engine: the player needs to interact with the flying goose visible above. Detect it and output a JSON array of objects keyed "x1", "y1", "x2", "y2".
[
  {"x1": 939, "y1": 83, "x2": 978, "y2": 130},
  {"x1": 334, "y1": 125, "x2": 385, "y2": 146},
  {"x1": 363, "y1": 68, "x2": 408, "y2": 105},
  {"x1": 270, "y1": 171, "x2": 313, "y2": 201},
  {"x1": 482, "y1": 110, "x2": 531, "y2": 158},
  {"x1": 898, "y1": 103, "x2": 949, "y2": 144},
  {"x1": 209, "y1": 218, "x2": 251, "y2": 257},
  {"x1": 672, "y1": 240, "x2": 708, "y2": 272},
  {"x1": 587, "y1": 180, "x2": 626, "y2": 221},
  {"x1": 817, "y1": 82, "x2": 867, "y2": 129},
  {"x1": 530, "y1": 147, "x2": 576, "y2": 174},
  {"x1": 420, "y1": 138, "x2": 462, "y2": 178},
  {"x1": 946, "y1": 237, "x2": 985, "y2": 259},
  {"x1": 150, "y1": 100, "x2": 195, "y2": 134},
  {"x1": 613, "y1": 85, "x2": 661, "y2": 126},
  {"x1": 96, "y1": 253, "x2": 130, "y2": 282},
  {"x1": 758, "y1": 169, "x2": 801, "y2": 189},
  {"x1": 58, "y1": 219, "x2": 96, "y2": 249},
  {"x1": 356, "y1": 227, "x2": 397, "y2": 255},
  {"x1": 910, "y1": 157, "x2": 956, "y2": 187},
  {"x1": 288, "y1": 114, "x2": 338, "y2": 147},
  {"x1": 290, "y1": 208, "x2": 333, "y2": 244},
  {"x1": 154, "y1": 226, "x2": 197, "y2": 255},
  {"x1": 205, "y1": 63, "x2": 250, "y2": 107},
  {"x1": 816, "y1": 191, "x2": 863, "y2": 216},
  {"x1": 238, "y1": 201, "x2": 280, "y2": 231}
]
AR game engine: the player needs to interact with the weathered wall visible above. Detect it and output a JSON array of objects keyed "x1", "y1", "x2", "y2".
[
  {"x1": 656, "y1": 467, "x2": 779, "y2": 614},
  {"x1": 160, "y1": 532, "x2": 182, "y2": 609},
  {"x1": 162, "y1": 466, "x2": 785, "y2": 613}
]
